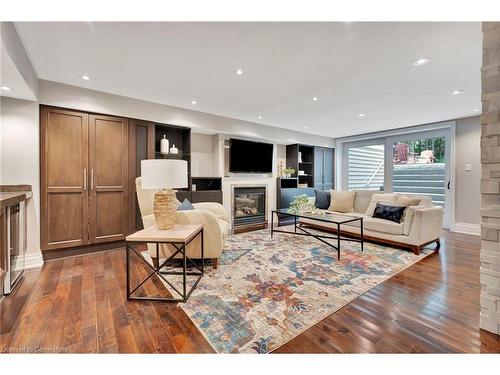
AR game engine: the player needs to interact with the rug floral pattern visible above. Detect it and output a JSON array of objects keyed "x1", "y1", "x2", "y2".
[{"x1": 158, "y1": 227, "x2": 432, "y2": 353}]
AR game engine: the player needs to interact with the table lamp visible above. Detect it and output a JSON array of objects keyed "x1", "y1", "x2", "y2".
[{"x1": 141, "y1": 159, "x2": 188, "y2": 230}]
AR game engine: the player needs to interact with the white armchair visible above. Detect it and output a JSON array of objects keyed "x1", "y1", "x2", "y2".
[{"x1": 135, "y1": 177, "x2": 229, "y2": 268}]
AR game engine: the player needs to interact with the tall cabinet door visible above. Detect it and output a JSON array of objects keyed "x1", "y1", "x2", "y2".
[
  {"x1": 41, "y1": 107, "x2": 89, "y2": 250},
  {"x1": 88, "y1": 114, "x2": 129, "y2": 243},
  {"x1": 314, "y1": 147, "x2": 325, "y2": 190},
  {"x1": 323, "y1": 148, "x2": 334, "y2": 190}
]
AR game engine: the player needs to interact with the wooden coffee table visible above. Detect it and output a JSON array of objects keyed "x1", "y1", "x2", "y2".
[{"x1": 125, "y1": 224, "x2": 204, "y2": 303}]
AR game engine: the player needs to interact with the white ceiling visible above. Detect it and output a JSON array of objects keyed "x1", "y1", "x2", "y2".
[
  {"x1": 0, "y1": 45, "x2": 36, "y2": 101},
  {"x1": 14, "y1": 22, "x2": 481, "y2": 138}
]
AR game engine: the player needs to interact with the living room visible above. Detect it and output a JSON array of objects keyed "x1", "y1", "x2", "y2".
[{"x1": 1, "y1": 0, "x2": 499, "y2": 372}]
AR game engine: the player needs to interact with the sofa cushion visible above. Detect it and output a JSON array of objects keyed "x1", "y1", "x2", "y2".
[
  {"x1": 314, "y1": 190, "x2": 331, "y2": 209},
  {"x1": 365, "y1": 193, "x2": 397, "y2": 216},
  {"x1": 394, "y1": 195, "x2": 422, "y2": 231},
  {"x1": 402, "y1": 207, "x2": 418, "y2": 236},
  {"x1": 341, "y1": 212, "x2": 366, "y2": 228},
  {"x1": 373, "y1": 203, "x2": 407, "y2": 223},
  {"x1": 353, "y1": 190, "x2": 378, "y2": 213},
  {"x1": 364, "y1": 217, "x2": 404, "y2": 235},
  {"x1": 328, "y1": 190, "x2": 356, "y2": 213}
]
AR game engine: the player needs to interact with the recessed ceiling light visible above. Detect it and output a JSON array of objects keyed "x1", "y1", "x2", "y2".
[
  {"x1": 257, "y1": 115, "x2": 263, "y2": 119},
  {"x1": 451, "y1": 89, "x2": 464, "y2": 95},
  {"x1": 235, "y1": 69, "x2": 244, "y2": 75},
  {"x1": 413, "y1": 58, "x2": 430, "y2": 66},
  {"x1": 311, "y1": 96, "x2": 319, "y2": 101},
  {"x1": 391, "y1": 124, "x2": 396, "y2": 127},
  {"x1": 0, "y1": 86, "x2": 11, "y2": 91},
  {"x1": 304, "y1": 125, "x2": 309, "y2": 129},
  {"x1": 191, "y1": 100, "x2": 197, "y2": 105},
  {"x1": 357, "y1": 113, "x2": 366, "y2": 117},
  {"x1": 82, "y1": 75, "x2": 90, "y2": 80},
  {"x1": 473, "y1": 109, "x2": 480, "y2": 112}
]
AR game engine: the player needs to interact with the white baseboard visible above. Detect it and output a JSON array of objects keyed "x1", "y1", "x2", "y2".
[
  {"x1": 453, "y1": 222, "x2": 480, "y2": 236},
  {"x1": 13, "y1": 251, "x2": 44, "y2": 271}
]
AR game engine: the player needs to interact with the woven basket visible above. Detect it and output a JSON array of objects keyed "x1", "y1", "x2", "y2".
[{"x1": 153, "y1": 190, "x2": 177, "y2": 230}]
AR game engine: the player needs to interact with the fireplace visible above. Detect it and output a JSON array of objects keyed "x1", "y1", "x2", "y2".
[{"x1": 232, "y1": 186, "x2": 267, "y2": 228}]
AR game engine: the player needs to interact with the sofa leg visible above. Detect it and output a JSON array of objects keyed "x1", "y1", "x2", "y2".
[
  {"x1": 435, "y1": 239, "x2": 441, "y2": 253},
  {"x1": 212, "y1": 258, "x2": 219, "y2": 269},
  {"x1": 410, "y1": 246, "x2": 420, "y2": 255}
]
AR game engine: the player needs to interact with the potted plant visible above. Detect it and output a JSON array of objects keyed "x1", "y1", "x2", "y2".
[{"x1": 283, "y1": 167, "x2": 295, "y2": 178}]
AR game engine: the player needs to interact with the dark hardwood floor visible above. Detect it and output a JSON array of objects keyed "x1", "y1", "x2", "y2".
[{"x1": 1, "y1": 230, "x2": 499, "y2": 353}]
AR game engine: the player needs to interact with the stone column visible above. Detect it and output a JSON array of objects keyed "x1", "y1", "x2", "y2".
[{"x1": 480, "y1": 22, "x2": 500, "y2": 335}]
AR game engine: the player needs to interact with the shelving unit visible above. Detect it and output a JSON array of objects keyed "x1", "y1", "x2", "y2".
[
  {"x1": 191, "y1": 177, "x2": 223, "y2": 204},
  {"x1": 154, "y1": 123, "x2": 192, "y2": 201},
  {"x1": 284, "y1": 143, "x2": 335, "y2": 190},
  {"x1": 286, "y1": 144, "x2": 315, "y2": 188}
]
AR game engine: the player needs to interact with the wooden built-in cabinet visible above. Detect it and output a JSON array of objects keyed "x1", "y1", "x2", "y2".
[
  {"x1": 41, "y1": 106, "x2": 223, "y2": 254},
  {"x1": 88, "y1": 114, "x2": 129, "y2": 244},
  {"x1": 41, "y1": 108, "x2": 90, "y2": 250},
  {"x1": 41, "y1": 107, "x2": 129, "y2": 251}
]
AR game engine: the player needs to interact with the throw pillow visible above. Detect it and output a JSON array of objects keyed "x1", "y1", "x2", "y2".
[
  {"x1": 314, "y1": 190, "x2": 331, "y2": 209},
  {"x1": 365, "y1": 193, "x2": 397, "y2": 216},
  {"x1": 177, "y1": 198, "x2": 194, "y2": 211},
  {"x1": 395, "y1": 196, "x2": 422, "y2": 232},
  {"x1": 395, "y1": 196, "x2": 422, "y2": 207},
  {"x1": 372, "y1": 203, "x2": 407, "y2": 223},
  {"x1": 328, "y1": 190, "x2": 356, "y2": 213}
]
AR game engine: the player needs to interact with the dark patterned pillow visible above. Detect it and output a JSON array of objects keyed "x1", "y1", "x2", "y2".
[
  {"x1": 314, "y1": 190, "x2": 331, "y2": 209},
  {"x1": 372, "y1": 203, "x2": 406, "y2": 223}
]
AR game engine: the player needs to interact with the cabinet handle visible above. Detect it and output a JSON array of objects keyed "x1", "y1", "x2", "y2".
[
  {"x1": 83, "y1": 168, "x2": 87, "y2": 191},
  {"x1": 91, "y1": 169, "x2": 94, "y2": 190}
]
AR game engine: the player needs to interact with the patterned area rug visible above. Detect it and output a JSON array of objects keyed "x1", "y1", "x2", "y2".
[{"x1": 145, "y1": 226, "x2": 432, "y2": 353}]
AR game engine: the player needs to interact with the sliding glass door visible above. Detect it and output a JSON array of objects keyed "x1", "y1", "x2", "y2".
[
  {"x1": 387, "y1": 128, "x2": 451, "y2": 228},
  {"x1": 342, "y1": 127, "x2": 452, "y2": 228}
]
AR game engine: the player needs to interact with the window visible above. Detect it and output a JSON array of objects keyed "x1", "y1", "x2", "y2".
[{"x1": 347, "y1": 144, "x2": 385, "y2": 191}]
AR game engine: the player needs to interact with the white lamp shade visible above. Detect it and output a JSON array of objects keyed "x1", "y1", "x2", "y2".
[{"x1": 141, "y1": 159, "x2": 188, "y2": 189}]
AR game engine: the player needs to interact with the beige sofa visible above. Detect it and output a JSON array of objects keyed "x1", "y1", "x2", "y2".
[
  {"x1": 300, "y1": 190, "x2": 443, "y2": 254},
  {"x1": 135, "y1": 177, "x2": 230, "y2": 268}
]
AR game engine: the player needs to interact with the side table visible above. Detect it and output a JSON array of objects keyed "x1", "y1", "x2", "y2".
[{"x1": 125, "y1": 223, "x2": 204, "y2": 302}]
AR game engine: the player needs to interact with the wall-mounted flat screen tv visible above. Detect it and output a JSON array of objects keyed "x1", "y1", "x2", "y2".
[{"x1": 229, "y1": 138, "x2": 273, "y2": 173}]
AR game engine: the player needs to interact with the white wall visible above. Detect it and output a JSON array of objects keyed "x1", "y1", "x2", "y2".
[
  {"x1": 455, "y1": 116, "x2": 481, "y2": 226},
  {"x1": 191, "y1": 133, "x2": 215, "y2": 177},
  {"x1": 39, "y1": 80, "x2": 335, "y2": 147},
  {"x1": 0, "y1": 97, "x2": 41, "y2": 259}
]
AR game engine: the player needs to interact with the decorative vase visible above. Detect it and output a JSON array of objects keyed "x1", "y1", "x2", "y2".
[
  {"x1": 298, "y1": 151, "x2": 302, "y2": 163},
  {"x1": 284, "y1": 173, "x2": 291, "y2": 178},
  {"x1": 160, "y1": 135, "x2": 169, "y2": 154},
  {"x1": 170, "y1": 144, "x2": 179, "y2": 154},
  {"x1": 153, "y1": 189, "x2": 177, "y2": 230}
]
